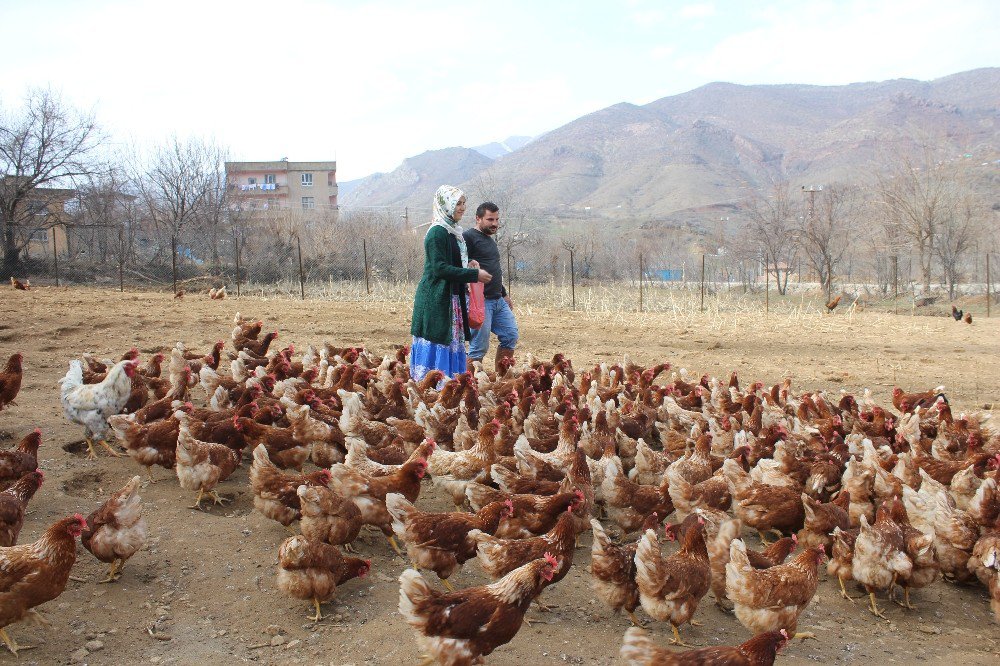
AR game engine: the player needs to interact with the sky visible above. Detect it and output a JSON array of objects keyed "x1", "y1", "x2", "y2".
[{"x1": 1, "y1": 0, "x2": 998, "y2": 180}]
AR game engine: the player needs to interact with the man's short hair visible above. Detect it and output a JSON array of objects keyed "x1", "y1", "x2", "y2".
[{"x1": 476, "y1": 201, "x2": 500, "y2": 218}]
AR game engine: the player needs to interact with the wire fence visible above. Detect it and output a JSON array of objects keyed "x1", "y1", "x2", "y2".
[{"x1": 15, "y1": 205, "x2": 997, "y2": 318}]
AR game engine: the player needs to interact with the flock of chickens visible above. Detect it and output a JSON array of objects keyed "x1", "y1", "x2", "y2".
[{"x1": 1, "y1": 312, "x2": 999, "y2": 665}]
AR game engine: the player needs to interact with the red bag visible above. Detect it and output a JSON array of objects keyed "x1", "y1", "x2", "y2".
[{"x1": 468, "y1": 282, "x2": 485, "y2": 329}]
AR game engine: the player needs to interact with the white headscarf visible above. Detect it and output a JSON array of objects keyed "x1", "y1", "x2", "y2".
[{"x1": 428, "y1": 184, "x2": 468, "y2": 267}]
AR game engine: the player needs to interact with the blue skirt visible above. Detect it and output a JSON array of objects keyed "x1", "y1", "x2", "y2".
[{"x1": 411, "y1": 295, "x2": 466, "y2": 386}]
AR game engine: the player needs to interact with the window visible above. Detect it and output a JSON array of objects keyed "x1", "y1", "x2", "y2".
[
  {"x1": 301, "y1": 173, "x2": 313, "y2": 187},
  {"x1": 30, "y1": 229, "x2": 49, "y2": 242},
  {"x1": 264, "y1": 174, "x2": 275, "y2": 184},
  {"x1": 301, "y1": 196, "x2": 315, "y2": 209},
  {"x1": 248, "y1": 177, "x2": 257, "y2": 185}
]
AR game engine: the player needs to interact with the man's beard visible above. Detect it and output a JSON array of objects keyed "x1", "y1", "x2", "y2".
[{"x1": 482, "y1": 226, "x2": 498, "y2": 235}]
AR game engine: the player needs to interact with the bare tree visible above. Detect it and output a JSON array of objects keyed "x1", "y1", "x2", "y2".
[
  {"x1": 0, "y1": 88, "x2": 103, "y2": 274},
  {"x1": 796, "y1": 184, "x2": 858, "y2": 299},
  {"x1": 874, "y1": 152, "x2": 961, "y2": 293},
  {"x1": 936, "y1": 193, "x2": 982, "y2": 299},
  {"x1": 745, "y1": 183, "x2": 797, "y2": 295},
  {"x1": 465, "y1": 169, "x2": 538, "y2": 285}
]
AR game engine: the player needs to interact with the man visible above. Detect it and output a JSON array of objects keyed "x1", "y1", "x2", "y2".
[{"x1": 463, "y1": 202, "x2": 518, "y2": 372}]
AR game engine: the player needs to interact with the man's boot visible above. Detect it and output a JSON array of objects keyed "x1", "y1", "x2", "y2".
[{"x1": 494, "y1": 347, "x2": 515, "y2": 375}]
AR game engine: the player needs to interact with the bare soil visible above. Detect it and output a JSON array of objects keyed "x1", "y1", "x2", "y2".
[{"x1": 1, "y1": 287, "x2": 998, "y2": 666}]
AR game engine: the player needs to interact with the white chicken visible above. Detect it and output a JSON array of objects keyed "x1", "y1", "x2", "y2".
[{"x1": 59, "y1": 359, "x2": 136, "y2": 459}]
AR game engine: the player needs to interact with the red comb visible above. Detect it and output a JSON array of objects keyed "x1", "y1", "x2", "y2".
[{"x1": 543, "y1": 552, "x2": 558, "y2": 568}]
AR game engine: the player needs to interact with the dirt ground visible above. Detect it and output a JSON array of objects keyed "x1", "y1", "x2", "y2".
[{"x1": 1, "y1": 287, "x2": 998, "y2": 666}]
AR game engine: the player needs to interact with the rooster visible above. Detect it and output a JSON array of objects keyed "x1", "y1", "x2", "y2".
[
  {"x1": 825, "y1": 294, "x2": 842, "y2": 312},
  {"x1": 398, "y1": 554, "x2": 559, "y2": 665},
  {"x1": 0, "y1": 514, "x2": 87, "y2": 656},
  {"x1": 81, "y1": 476, "x2": 148, "y2": 582},
  {"x1": 0, "y1": 353, "x2": 24, "y2": 412},
  {"x1": 59, "y1": 359, "x2": 136, "y2": 458},
  {"x1": 952, "y1": 305, "x2": 964, "y2": 321}
]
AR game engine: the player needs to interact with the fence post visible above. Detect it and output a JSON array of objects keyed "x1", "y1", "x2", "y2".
[
  {"x1": 507, "y1": 246, "x2": 513, "y2": 300},
  {"x1": 52, "y1": 231, "x2": 60, "y2": 287},
  {"x1": 764, "y1": 254, "x2": 769, "y2": 314},
  {"x1": 638, "y1": 252, "x2": 644, "y2": 313},
  {"x1": 363, "y1": 238, "x2": 371, "y2": 295},
  {"x1": 234, "y1": 237, "x2": 242, "y2": 298},
  {"x1": 700, "y1": 254, "x2": 706, "y2": 312},
  {"x1": 569, "y1": 249, "x2": 576, "y2": 310},
  {"x1": 296, "y1": 235, "x2": 306, "y2": 300},
  {"x1": 171, "y1": 234, "x2": 178, "y2": 295},
  {"x1": 892, "y1": 255, "x2": 898, "y2": 315},
  {"x1": 987, "y1": 253, "x2": 992, "y2": 318},
  {"x1": 118, "y1": 227, "x2": 124, "y2": 292}
]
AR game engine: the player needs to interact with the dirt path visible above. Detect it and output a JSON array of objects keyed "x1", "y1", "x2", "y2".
[{"x1": 1, "y1": 287, "x2": 997, "y2": 665}]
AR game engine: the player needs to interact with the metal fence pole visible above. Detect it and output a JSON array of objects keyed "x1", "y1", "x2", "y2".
[
  {"x1": 296, "y1": 235, "x2": 306, "y2": 300},
  {"x1": 234, "y1": 238, "x2": 242, "y2": 298},
  {"x1": 507, "y1": 246, "x2": 513, "y2": 300},
  {"x1": 987, "y1": 253, "x2": 992, "y2": 318},
  {"x1": 118, "y1": 227, "x2": 124, "y2": 292},
  {"x1": 638, "y1": 252, "x2": 644, "y2": 313},
  {"x1": 171, "y1": 234, "x2": 178, "y2": 295},
  {"x1": 363, "y1": 238, "x2": 371, "y2": 295},
  {"x1": 52, "y1": 231, "x2": 60, "y2": 287},
  {"x1": 569, "y1": 249, "x2": 576, "y2": 310},
  {"x1": 892, "y1": 255, "x2": 898, "y2": 315},
  {"x1": 700, "y1": 254, "x2": 706, "y2": 312},
  {"x1": 764, "y1": 254, "x2": 770, "y2": 314}
]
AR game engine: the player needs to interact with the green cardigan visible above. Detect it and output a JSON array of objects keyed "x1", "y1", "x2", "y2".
[{"x1": 411, "y1": 225, "x2": 479, "y2": 345}]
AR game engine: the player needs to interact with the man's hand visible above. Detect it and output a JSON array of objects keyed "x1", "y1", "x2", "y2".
[
  {"x1": 468, "y1": 260, "x2": 480, "y2": 269},
  {"x1": 478, "y1": 270, "x2": 492, "y2": 284},
  {"x1": 504, "y1": 295, "x2": 513, "y2": 310}
]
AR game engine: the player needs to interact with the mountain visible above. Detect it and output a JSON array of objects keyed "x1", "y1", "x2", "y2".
[
  {"x1": 339, "y1": 147, "x2": 493, "y2": 209},
  {"x1": 473, "y1": 135, "x2": 534, "y2": 159},
  {"x1": 339, "y1": 69, "x2": 999, "y2": 221}
]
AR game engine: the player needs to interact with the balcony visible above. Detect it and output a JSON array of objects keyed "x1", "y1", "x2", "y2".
[{"x1": 232, "y1": 183, "x2": 287, "y2": 194}]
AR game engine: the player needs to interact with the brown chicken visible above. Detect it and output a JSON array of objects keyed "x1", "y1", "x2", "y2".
[
  {"x1": 465, "y1": 485, "x2": 584, "y2": 539},
  {"x1": 174, "y1": 414, "x2": 241, "y2": 509},
  {"x1": 0, "y1": 353, "x2": 23, "y2": 412},
  {"x1": 0, "y1": 514, "x2": 87, "y2": 655},
  {"x1": 388, "y1": 494, "x2": 513, "y2": 587},
  {"x1": 619, "y1": 627, "x2": 789, "y2": 666},
  {"x1": 297, "y1": 485, "x2": 363, "y2": 550},
  {"x1": 852, "y1": 502, "x2": 912, "y2": 619},
  {"x1": 473, "y1": 507, "x2": 579, "y2": 588},
  {"x1": 235, "y1": 416, "x2": 309, "y2": 470},
  {"x1": 109, "y1": 408, "x2": 191, "y2": 481},
  {"x1": 798, "y1": 491, "x2": 851, "y2": 549},
  {"x1": 328, "y1": 457, "x2": 428, "y2": 553},
  {"x1": 9, "y1": 277, "x2": 29, "y2": 290},
  {"x1": 0, "y1": 471, "x2": 43, "y2": 547},
  {"x1": 602, "y1": 460, "x2": 674, "y2": 534},
  {"x1": 250, "y1": 445, "x2": 332, "y2": 527},
  {"x1": 0, "y1": 429, "x2": 41, "y2": 489},
  {"x1": 589, "y1": 513, "x2": 664, "y2": 625},
  {"x1": 80, "y1": 476, "x2": 148, "y2": 582},
  {"x1": 398, "y1": 555, "x2": 559, "y2": 666},
  {"x1": 892, "y1": 386, "x2": 946, "y2": 414},
  {"x1": 634, "y1": 518, "x2": 711, "y2": 646},
  {"x1": 723, "y1": 459, "x2": 805, "y2": 542},
  {"x1": 726, "y1": 539, "x2": 825, "y2": 638},
  {"x1": 276, "y1": 535, "x2": 370, "y2": 621},
  {"x1": 825, "y1": 294, "x2": 842, "y2": 312}
]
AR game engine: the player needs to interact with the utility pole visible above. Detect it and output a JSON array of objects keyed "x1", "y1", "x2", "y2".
[{"x1": 801, "y1": 185, "x2": 825, "y2": 299}]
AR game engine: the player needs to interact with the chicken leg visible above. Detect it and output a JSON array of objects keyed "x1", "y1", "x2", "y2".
[
  {"x1": 837, "y1": 576, "x2": 858, "y2": 602},
  {"x1": 627, "y1": 610, "x2": 642, "y2": 626},
  {"x1": 668, "y1": 623, "x2": 695, "y2": 648},
  {"x1": 0, "y1": 628, "x2": 27, "y2": 656},
  {"x1": 309, "y1": 597, "x2": 324, "y2": 622},
  {"x1": 867, "y1": 591, "x2": 889, "y2": 620},
  {"x1": 98, "y1": 439, "x2": 124, "y2": 457},
  {"x1": 387, "y1": 535, "x2": 403, "y2": 555},
  {"x1": 190, "y1": 488, "x2": 205, "y2": 510},
  {"x1": 893, "y1": 587, "x2": 917, "y2": 610},
  {"x1": 440, "y1": 578, "x2": 455, "y2": 592},
  {"x1": 100, "y1": 558, "x2": 123, "y2": 583}
]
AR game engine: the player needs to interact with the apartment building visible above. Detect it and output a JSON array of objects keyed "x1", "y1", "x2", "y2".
[{"x1": 224, "y1": 159, "x2": 338, "y2": 210}]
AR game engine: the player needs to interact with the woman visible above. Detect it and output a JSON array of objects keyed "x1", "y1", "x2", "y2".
[{"x1": 410, "y1": 185, "x2": 491, "y2": 383}]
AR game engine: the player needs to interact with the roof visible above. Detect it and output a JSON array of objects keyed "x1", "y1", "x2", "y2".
[{"x1": 225, "y1": 160, "x2": 336, "y2": 172}]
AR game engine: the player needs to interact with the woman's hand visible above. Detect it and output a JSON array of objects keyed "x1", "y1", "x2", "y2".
[
  {"x1": 468, "y1": 260, "x2": 480, "y2": 269},
  {"x1": 478, "y1": 269, "x2": 492, "y2": 284}
]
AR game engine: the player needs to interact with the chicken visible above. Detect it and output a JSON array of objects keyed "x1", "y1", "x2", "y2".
[
  {"x1": 328, "y1": 457, "x2": 428, "y2": 553},
  {"x1": 952, "y1": 305, "x2": 964, "y2": 321},
  {"x1": 276, "y1": 535, "x2": 370, "y2": 621},
  {"x1": 852, "y1": 502, "x2": 912, "y2": 619},
  {"x1": 108, "y1": 409, "x2": 189, "y2": 481},
  {"x1": 59, "y1": 358, "x2": 136, "y2": 459},
  {"x1": 892, "y1": 386, "x2": 946, "y2": 414},
  {"x1": 619, "y1": 627, "x2": 789, "y2": 666},
  {"x1": 723, "y1": 459, "x2": 804, "y2": 543},
  {"x1": 428, "y1": 420, "x2": 499, "y2": 480},
  {"x1": 798, "y1": 491, "x2": 851, "y2": 549},
  {"x1": 286, "y1": 403, "x2": 346, "y2": 467},
  {"x1": 389, "y1": 494, "x2": 513, "y2": 587},
  {"x1": 825, "y1": 294, "x2": 842, "y2": 312},
  {"x1": 9, "y1": 277, "x2": 29, "y2": 290},
  {"x1": 174, "y1": 412, "x2": 241, "y2": 509},
  {"x1": 250, "y1": 445, "x2": 332, "y2": 527},
  {"x1": 80, "y1": 476, "x2": 148, "y2": 582},
  {"x1": 0, "y1": 514, "x2": 87, "y2": 656},
  {"x1": 208, "y1": 286, "x2": 228, "y2": 300},
  {"x1": 602, "y1": 459, "x2": 674, "y2": 534},
  {"x1": 726, "y1": 539, "x2": 825, "y2": 638},
  {"x1": 235, "y1": 416, "x2": 309, "y2": 470},
  {"x1": 465, "y1": 485, "x2": 584, "y2": 539},
  {"x1": 828, "y1": 526, "x2": 860, "y2": 600},
  {"x1": 398, "y1": 554, "x2": 559, "y2": 666},
  {"x1": 472, "y1": 508, "x2": 579, "y2": 588},
  {"x1": 634, "y1": 519, "x2": 711, "y2": 646},
  {"x1": 887, "y1": 498, "x2": 938, "y2": 609},
  {"x1": 0, "y1": 353, "x2": 24, "y2": 412},
  {"x1": 297, "y1": 485, "x2": 364, "y2": 550},
  {"x1": 589, "y1": 513, "x2": 663, "y2": 625},
  {"x1": 0, "y1": 471, "x2": 43, "y2": 547},
  {"x1": 0, "y1": 429, "x2": 41, "y2": 489}
]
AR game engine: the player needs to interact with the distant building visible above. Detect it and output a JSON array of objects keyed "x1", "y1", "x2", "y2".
[
  {"x1": 22, "y1": 187, "x2": 75, "y2": 259},
  {"x1": 224, "y1": 159, "x2": 339, "y2": 211}
]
